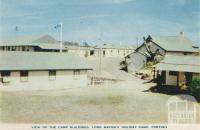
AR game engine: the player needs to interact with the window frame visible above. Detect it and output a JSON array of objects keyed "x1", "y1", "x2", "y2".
[
  {"x1": 49, "y1": 70, "x2": 56, "y2": 81},
  {"x1": 20, "y1": 71, "x2": 29, "y2": 82},
  {"x1": 73, "y1": 70, "x2": 80, "y2": 80}
]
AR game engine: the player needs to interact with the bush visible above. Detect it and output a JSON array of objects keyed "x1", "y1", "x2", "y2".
[
  {"x1": 143, "y1": 60, "x2": 158, "y2": 70},
  {"x1": 189, "y1": 76, "x2": 200, "y2": 101}
]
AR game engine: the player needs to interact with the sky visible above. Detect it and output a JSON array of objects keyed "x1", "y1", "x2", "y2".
[{"x1": 0, "y1": 0, "x2": 199, "y2": 45}]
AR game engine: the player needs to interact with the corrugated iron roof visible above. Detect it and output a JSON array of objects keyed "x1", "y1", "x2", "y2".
[
  {"x1": 0, "y1": 35, "x2": 67, "y2": 50},
  {"x1": 0, "y1": 52, "x2": 93, "y2": 71},
  {"x1": 154, "y1": 55, "x2": 200, "y2": 73},
  {"x1": 95, "y1": 43, "x2": 135, "y2": 49},
  {"x1": 152, "y1": 36, "x2": 199, "y2": 52}
]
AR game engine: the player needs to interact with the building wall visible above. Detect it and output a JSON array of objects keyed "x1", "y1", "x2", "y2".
[
  {"x1": 165, "y1": 52, "x2": 195, "y2": 56},
  {"x1": 0, "y1": 46, "x2": 35, "y2": 52},
  {"x1": 137, "y1": 42, "x2": 166, "y2": 56},
  {"x1": 127, "y1": 52, "x2": 147, "y2": 72},
  {"x1": 94, "y1": 48, "x2": 134, "y2": 58},
  {"x1": 0, "y1": 70, "x2": 88, "y2": 90},
  {"x1": 165, "y1": 71, "x2": 178, "y2": 86},
  {"x1": 68, "y1": 49, "x2": 91, "y2": 57}
]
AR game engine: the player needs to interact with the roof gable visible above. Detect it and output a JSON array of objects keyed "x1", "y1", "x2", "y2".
[{"x1": 151, "y1": 36, "x2": 199, "y2": 52}]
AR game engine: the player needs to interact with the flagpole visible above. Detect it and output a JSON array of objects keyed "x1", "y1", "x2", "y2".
[{"x1": 60, "y1": 22, "x2": 63, "y2": 53}]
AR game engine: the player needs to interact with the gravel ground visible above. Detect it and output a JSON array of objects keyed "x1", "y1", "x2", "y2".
[
  {"x1": 1, "y1": 77, "x2": 199, "y2": 124},
  {"x1": 0, "y1": 82, "x2": 171, "y2": 124}
]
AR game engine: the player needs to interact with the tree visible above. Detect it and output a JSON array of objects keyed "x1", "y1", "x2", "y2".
[
  {"x1": 189, "y1": 76, "x2": 200, "y2": 101},
  {"x1": 143, "y1": 35, "x2": 164, "y2": 63}
]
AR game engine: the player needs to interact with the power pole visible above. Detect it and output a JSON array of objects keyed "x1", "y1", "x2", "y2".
[
  {"x1": 136, "y1": 36, "x2": 138, "y2": 48},
  {"x1": 99, "y1": 47, "x2": 102, "y2": 73},
  {"x1": 59, "y1": 22, "x2": 63, "y2": 53}
]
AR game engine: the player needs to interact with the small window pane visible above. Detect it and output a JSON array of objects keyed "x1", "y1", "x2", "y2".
[{"x1": 73, "y1": 70, "x2": 80, "y2": 80}]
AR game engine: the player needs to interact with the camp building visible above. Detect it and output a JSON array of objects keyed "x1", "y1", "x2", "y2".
[
  {"x1": 125, "y1": 33, "x2": 199, "y2": 72},
  {"x1": 154, "y1": 55, "x2": 200, "y2": 89},
  {"x1": 94, "y1": 44, "x2": 135, "y2": 58},
  {"x1": 0, "y1": 35, "x2": 67, "y2": 52},
  {"x1": 0, "y1": 52, "x2": 92, "y2": 90},
  {"x1": 66, "y1": 46, "x2": 94, "y2": 57}
]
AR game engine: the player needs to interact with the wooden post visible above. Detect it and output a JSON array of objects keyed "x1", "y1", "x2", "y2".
[
  {"x1": 153, "y1": 67, "x2": 156, "y2": 83},
  {"x1": 177, "y1": 72, "x2": 179, "y2": 87}
]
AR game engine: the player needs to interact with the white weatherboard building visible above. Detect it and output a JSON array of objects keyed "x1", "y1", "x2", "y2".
[
  {"x1": 126, "y1": 34, "x2": 199, "y2": 72},
  {"x1": 94, "y1": 44, "x2": 135, "y2": 58},
  {"x1": 154, "y1": 55, "x2": 200, "y2": 88},
  {"x1": 0, "y1": 35, "x2": 67, "y2": 52},
  {"x1": 66, "y1": 46, "x2": 94, "y2": 57},
  {"x1": 0, "y1": 52, "x2": 92, "y2": 90}
]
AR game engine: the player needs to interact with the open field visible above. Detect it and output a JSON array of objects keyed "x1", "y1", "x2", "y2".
[
  {"x1": 0, "y1": 81, "x2": 171, "y2": 124},
  {"x1": 1, "y1": 78, "x2": 200, "y2": 124}
]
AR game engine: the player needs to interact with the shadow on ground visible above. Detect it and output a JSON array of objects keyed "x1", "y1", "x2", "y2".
[{"x1": 143, "y1": 85, "x2": 188, "y2": 95}]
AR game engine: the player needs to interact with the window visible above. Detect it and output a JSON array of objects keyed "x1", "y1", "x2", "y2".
[
  {"x1": 111, "y1": 50, "x2": 113, "y2": 56},
  {"x1": 20, "y1": 71, "x2": 28, "y2": 82},
  {"x1": 103, "y1": 50, "x2": 105, "y2": 56},
  {"x1": 12, "y1": 46, "x2": 16, "y2": 51},
  {"x1": 73, "y1": 70, "x2": 80, "y2": 80},
  {"x1": 22, "y1": 46, "x2": 25, "y2": 51},
  {"x1": 49, "y1": 70, "x2": 56, "y2": 81},
  {"x1": 1, "y1": 71, "x2": 11, "y2": 83},
  {"x1": 169, "y1": 71, "x2": 178, "y2": 76},
  {"x1": 1, "y1": 71, "x2": 10, "y2": 77},
  {"x1": 90, "y1": 50, "x2": 94, "y2": 56}
]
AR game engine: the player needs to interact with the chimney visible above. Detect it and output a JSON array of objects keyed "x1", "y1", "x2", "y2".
[{"x1": 180, "y1": 32, "x2": 185, "y2": 37}]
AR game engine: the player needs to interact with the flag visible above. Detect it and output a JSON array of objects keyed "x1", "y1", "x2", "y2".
[{"x1": 54, "y1": 23, "x2": 61, "y2": 29}]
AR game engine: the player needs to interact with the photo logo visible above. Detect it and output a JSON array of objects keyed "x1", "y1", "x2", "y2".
[{"x1": 167, "y1": 94, "x2": 197, "y2": 124}]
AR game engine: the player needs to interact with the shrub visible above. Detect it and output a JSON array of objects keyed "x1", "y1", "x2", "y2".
[
  {"x1": 143, "y1": 60, "x2": 159, "y2": 70},
  {"x1": 189, "y1": 76, "x2": 200, "y2": 101}
]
